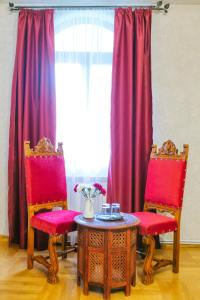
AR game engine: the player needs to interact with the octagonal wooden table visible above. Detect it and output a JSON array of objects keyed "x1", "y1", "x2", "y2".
[{"x1": 75, "y1": 213, "x2": 139, "y2": 300}]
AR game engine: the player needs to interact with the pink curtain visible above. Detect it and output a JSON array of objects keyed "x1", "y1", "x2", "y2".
[
  {"x1": 107, "y1": 8, "x2": 153, "y2": 213},
  {"x1": 8, "y1": 9, "x2": 56, "y2": 249}
]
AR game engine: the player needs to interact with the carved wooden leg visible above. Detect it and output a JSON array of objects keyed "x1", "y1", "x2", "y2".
[
  {"x1": 27, "y1": 225, "x2": 34, "y2": 269},
  {"x1": 142, "y1": 235, "x2": 155, "y2": 285},
  {"x1": 104, "y1": 285, "x2": 110, "y2": 300},
  {"x1": 173, "y1": 229, "x2": 180, "y2": 273},
  {"x1": 62, "y1": 233, "x2": 68, "y2": 259},
  {"x1": 125, "y1": 283, "x2": 131, "y2": 296},
  {"x1": 131, "y1": 242, "x2": 137, "y2": 286},
  {"x1": 47, "y1": 235, "x2": 59, "y2": 284},
  {"x1": 131, "y1": 275, "x2": 136, "y2": 287},
  {"x1": 77, "y1": 274, "x2": 81, "y2": 286},
  {"x1": 83, "y1": 279, "x2": 89, "y2": 295}
]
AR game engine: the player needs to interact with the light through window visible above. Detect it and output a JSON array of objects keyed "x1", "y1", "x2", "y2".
[{"x1": 55, "y1": 10, "x2": 114, "y2": 178}]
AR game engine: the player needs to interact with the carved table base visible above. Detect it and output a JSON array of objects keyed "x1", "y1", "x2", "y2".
[{"x1": 75, "y1": 214, "x2": 139, "y2": 300}]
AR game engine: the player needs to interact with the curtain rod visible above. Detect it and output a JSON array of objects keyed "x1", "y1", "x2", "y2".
[{"x1": 9, "y1": 1, "x2": 170, "y2": 13}]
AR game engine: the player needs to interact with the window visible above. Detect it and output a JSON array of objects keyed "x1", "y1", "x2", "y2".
[{"x1": 55, "y1": 10, "x2": 114, "y2": 179}]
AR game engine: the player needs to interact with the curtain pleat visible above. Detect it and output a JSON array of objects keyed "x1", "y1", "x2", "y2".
[
  {"x1": 8, "y1": 9, "x2": 56, "y2": 249},
  {"x1": 107, "y1": 8, "x2": 153, "y2": 213}
]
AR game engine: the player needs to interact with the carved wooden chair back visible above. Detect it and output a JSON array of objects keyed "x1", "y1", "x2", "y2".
[
  {"x1": 144, "y1": 140, "x2": 189, "y2": 226},
  {"x1": 24, "y1": 137, "x2": 67, "y2": 218},
  {"x1": 24, "y1": 138, "x2": 80, "y2": 284},
  {"x1": 132, "y1": 140, "x2": 189, "y2": 285}
]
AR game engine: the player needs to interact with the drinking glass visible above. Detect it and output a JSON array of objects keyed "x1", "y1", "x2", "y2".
[
  {"x1": 101, "y1": 203, "x2": 111, "y2": 214},
  {"x1": 111, "y1": 203, "x2": 120, "y2": 214}
]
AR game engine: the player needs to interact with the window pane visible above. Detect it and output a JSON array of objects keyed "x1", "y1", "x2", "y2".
[
  {"x1": 55, "y1": 10, "x2": 114, "y2": 179},
  {"x1": 56, "y1": 62, "x2": 112, "y2": 177},
  {"x1": 56, "y1": 24, "x2": 113, "y2": 53}
]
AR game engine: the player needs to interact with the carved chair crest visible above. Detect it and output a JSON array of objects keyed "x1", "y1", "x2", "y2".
[
  {"x1": 158, "y1": 140, "x2": 178, "y2": 155},
  {"x1": 24, "y1": 137, "x2": 63, "y2": 157},
  {"x1": 151, "y1": 140, "x2": 188, "y2": 161}
]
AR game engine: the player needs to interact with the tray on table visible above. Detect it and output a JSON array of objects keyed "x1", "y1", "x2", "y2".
[{"x1": 95, "y1": 213, "x2": 123, "y2": 221}]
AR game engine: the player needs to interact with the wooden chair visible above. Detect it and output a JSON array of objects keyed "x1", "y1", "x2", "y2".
[
  {"x1": 24, "y1": 137, "x2": 81, "y2": 284},
  {"x1": 131, "y1": 140, "x2": 189, "y2": 285}
]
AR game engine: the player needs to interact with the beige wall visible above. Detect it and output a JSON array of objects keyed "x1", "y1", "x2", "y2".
[
  {"x1": 0, "y1": 4, "x2": 199, "y2": 242},
  {"x1": 0, "y1": 4, "x2": 17, "y2": 235},
  {"x1": 152, "y1": 5, "x2": 200, "y2": 242}
]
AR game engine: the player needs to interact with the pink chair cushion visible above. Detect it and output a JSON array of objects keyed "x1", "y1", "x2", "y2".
[
  {"x1": 145, "y1": 159, "x2": 187, "y2": 208},
  {"x1": 30, "y1": 210, "x2": 81, "y2": 234},
  {"x1": 131, "y1": 212, "x2": 178, "y2": 235},
  {"x1": 25, "y1": 156, "x2": 67, "y2": 205}
]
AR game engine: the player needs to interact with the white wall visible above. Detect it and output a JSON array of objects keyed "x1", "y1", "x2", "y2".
[
  {"x1": 152, "y1": 5, "x2": 200, "y2": 243},
  {"x1": 0, "y1": 3, "x2": 199, "y2": 242},
  {"x1": 0, "y1": 4, "x2": 17, "y2": 236}
]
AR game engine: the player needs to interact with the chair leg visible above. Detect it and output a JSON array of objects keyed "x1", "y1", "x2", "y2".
[
  {"x1": 173, "y1": 229, "x2": 180, "y2": 273},
  {"x1": 142, "y1": 235, "x2": 155, "y2": 285},
  {"x1": 47, "y1": 235, "x2": 59, "y2": 284},
  {"x1": 61, "y1": 233, "x2": 68, "y2": 259},
  {"x1": 27, "y1": 225, "x2": 34, "y2": 269}
]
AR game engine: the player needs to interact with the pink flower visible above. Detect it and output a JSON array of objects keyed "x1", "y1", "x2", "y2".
[
  {"x1": 100, "y1": 187, "x2": 106, "y2": 196},
  {"x1": 93, "y1": 183, "x2": 106, "y2": 196},
  {"x1": 74, "y1": 184, "x2": 78, "y2": 192},
  {"x1": 74, "y1": 183, "x2": 106, "y2": 198},
  {"x1": 93, "y1": 183, "x2": 102, "y2": 190}
]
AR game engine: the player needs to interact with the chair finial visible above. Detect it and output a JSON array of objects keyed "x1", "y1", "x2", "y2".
[
  {"x1": 57, "y1": 142, "x2": 63, "y2": 154},
  {"x1": 150, "y1": 140, "x2": 189, "y2": 161},
  {"x1": 158, "y1": 140, "x2": 178, "y2": 155},
  {"x1": 34, "y1": 137, "x2": 55, "y2": 153},
  {"x1": 24, "y1": 137, "x2": 63, "y2": 157}
]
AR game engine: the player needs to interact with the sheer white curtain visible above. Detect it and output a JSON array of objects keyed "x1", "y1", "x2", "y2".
[{"x1": 54, "y1": 9, "x2": 114, "y2": 215}]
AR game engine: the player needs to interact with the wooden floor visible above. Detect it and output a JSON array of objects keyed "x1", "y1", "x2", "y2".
[{"x1": 0, "y1": 236, "x2": 200, "y2": 300}]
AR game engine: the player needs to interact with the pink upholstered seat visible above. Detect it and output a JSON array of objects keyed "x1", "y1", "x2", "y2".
[
  {"x1": 31, "y1": 210, "x2": 81, "y2": 234},
  {"x1": 132, "y1": 211, "x2": 177, "y2": 236}
]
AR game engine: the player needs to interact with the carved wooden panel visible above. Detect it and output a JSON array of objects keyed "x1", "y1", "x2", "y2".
[
  {"x1": 111, "y1": 253, "x2": 127, "y2": 282},
  {"x1": 88, "y1": 231, "x2": 104, "y2": 248},
  {"x1": 88, "y1": 252, "x2": 104, "y2": 283},
  {"x1": 111, "y1": 231, "x2": 127, "y2": 247},
  {"x1": 130, "y1": 229, "x2": 137, "y2": 246}
]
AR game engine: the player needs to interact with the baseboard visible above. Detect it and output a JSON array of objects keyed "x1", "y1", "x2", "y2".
[
  {"x1": 1, "y1": 235, "x2": 200, "y2": 245},
  {"x1": 161, "y1": 240, "x2": 200, "y2": 245}
]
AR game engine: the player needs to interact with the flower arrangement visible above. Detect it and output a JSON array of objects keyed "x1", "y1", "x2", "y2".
[{"x1": 74, "y1": 183, "x2": 106, "y2": 199}]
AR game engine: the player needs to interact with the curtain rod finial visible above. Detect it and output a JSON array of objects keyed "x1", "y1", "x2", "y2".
[
  {"x1": 156, "y1": 1, "x2": 170, "y2": 13},
  {"x1": 157, "y1": 1, "x2": 163, "y2": 8},
  {"x1": 9, "y1": 2, "x2": 14, "y2": 8},
  {"x1": 164, "y1": 3, "x2": 170, "y2": 9}
]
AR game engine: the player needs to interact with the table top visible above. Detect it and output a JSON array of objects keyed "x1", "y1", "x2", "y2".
[{"x1": 74, "y1": 213, "x2": 140, "y2": 230}]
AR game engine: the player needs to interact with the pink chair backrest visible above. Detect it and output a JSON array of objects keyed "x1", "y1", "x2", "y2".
[
  {"x1": 145, "y1": 158, "x2": 187, "y2": 208},
  {"x1": 25, "y1": 155, "x2": 67, "y2": 205}
]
